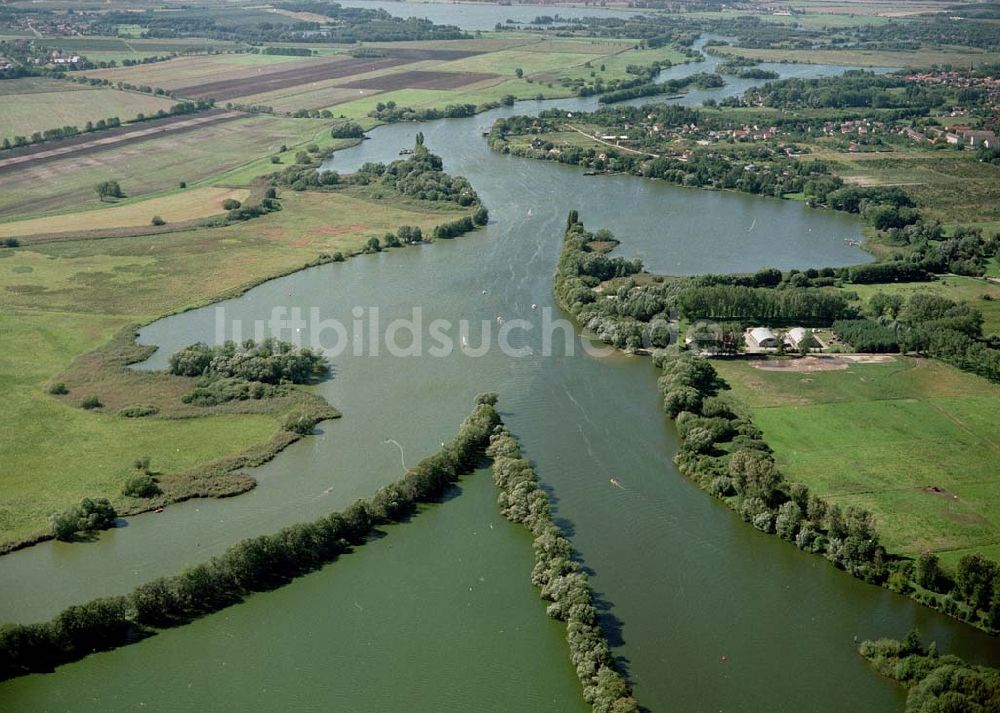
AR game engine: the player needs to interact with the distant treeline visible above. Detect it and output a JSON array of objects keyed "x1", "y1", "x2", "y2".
[
  {"x1": 487, "y1": 420, "x2": 637, "y2": 712},
  {"x1": 0, "y1": 399, "x2": 500, "y2": 681},
  {"x1": 84, "y1": 2, "x2": 468, "y2": 44}
]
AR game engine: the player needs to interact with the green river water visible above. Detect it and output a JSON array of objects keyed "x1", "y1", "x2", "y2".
[{"x1": 2, "y1": 36, "x2": 997, "y2": 712}]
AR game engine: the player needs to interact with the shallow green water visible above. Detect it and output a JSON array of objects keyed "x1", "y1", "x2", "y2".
[
  {"x1": 2, "y1": 472, "x2": 588, "y2": 712},
  {"x1": 1, "y1": 46, "x2": 993, "y2": 713}
]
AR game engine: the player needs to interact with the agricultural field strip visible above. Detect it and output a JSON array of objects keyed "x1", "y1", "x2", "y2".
[{"x1": 0, "y1": 111, "x2": 243, "y2": 174}]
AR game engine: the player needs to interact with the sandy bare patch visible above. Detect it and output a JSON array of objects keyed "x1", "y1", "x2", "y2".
[
  {"x1": 753, "y1": 356, "x2": 849, "y2": 372},
  {"x1": 752, "y1": 354, "x2": 896, "y2": 372},
  {"x1": 840, "y1": 354, "x2": 897, "y2": 364}
]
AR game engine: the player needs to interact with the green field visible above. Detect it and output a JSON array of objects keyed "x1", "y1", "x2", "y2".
[
  {"x1": 713, "y1": 357, "x2": 1000, "y2": 565},
  {"x1": 0, "y1": 78, "x2": 176, "y2": 141},
  {"x1": 0, "y1": 115, "x2": 333, "y2": 221},
  {"x1": 0, "y1": 186, "x2": 477, "y2": 548}
]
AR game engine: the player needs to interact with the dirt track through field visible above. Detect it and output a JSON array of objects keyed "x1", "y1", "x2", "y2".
[{"x1": 0, "y1": 111, "x2": 244, "y2": 175}]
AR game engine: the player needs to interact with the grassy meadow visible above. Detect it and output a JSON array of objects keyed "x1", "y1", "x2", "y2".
[
  {"x1": 0, "y1": 78, "x2": 177, "y2": 141},
  {"x1": 0, "y1": 187, "x2": 249, "y2": 239},
  {"x1": 0, "y1": 115, "x2": 331, "y2": 220},
  {"x1": 713, "y1": 357, "x2": 1000, "y2": 567},
  {"x1": 0, "y1": 187, "x2": 478, "y2": 548}
]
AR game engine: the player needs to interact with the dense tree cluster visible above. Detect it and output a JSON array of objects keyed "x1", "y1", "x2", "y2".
[
  {"x1": 431, "y1": 209, "x2": 489, "y2": 240},
  {"x1": 168, "y1": 338, "x2": 328, "y2": 385},
  {"x1": 677, "y1": 284, "x2": 851, "y2": 325},
  {"x1": 835, "y1": 292, "x2": 999, "y2": 381},
  {"x1": 273, "y1": 139, "x2": 482, "y2": 207},
  {"x1": 860, "y1": 632, "x2": 1000, "y2": 712},
  {"x1": 0, "y1": 400, "x2": 499, "y2": 681},
  {"x1": 367, "y1": 101, "x2": 478, "y2": 123},
  {"x1": 329, "y1": 121, "x2": 365, "y2": 139},
  {"x1": 487, "y1": 425, "x2": 637, "y2": 713},
  {"x1": 350, "y1": 138, "x2": 480, "y2": 206},
  {"x1": 49, "y1": 498, "x2": 117, "y2": 542}
]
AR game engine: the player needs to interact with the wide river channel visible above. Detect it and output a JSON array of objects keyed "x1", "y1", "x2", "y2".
[{"x1": 2, "y1": 30, "x2": 997, "y2": 713}]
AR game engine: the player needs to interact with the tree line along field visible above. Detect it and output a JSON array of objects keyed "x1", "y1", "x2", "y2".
[
  {"x1": 0, "y1": 187, "x2": 479, "y2": 548},
  {"x1": 712, "y1": 357, "x2": 1000, "y2": 570},
  {"x1": 0, "y1": 77, "x2": 177, "y2": 142}
]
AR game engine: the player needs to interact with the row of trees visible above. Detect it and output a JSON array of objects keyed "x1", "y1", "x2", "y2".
[
  {"x1": 487, "y1": 421, "x2": 637, "y2": 713},
  {"x1": 657, "y1": 350, "x2": 1000, "y2": 628},
  {"x1": 367, "y1": 102, "x2": 478, "y2": 123},
  {"x1": 0, "y1": 399, "x2": 500, "y2": 681},
  {"x1": 2, "y1": 99, "x2": 215, "y2": 153},
  {"x1": 431, "y1": 209, "x2": 489, "y2": 240},
  {"x1": 676, "y1": 284, "x2": 851, "y2": 325},
  {"x1": 597, "y1": 72, "x2": 724, "y2": 105}
]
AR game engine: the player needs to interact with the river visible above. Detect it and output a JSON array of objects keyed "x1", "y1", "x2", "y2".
[{"x1": 1, "y1": 35, "x2": 993, "y2": 713}]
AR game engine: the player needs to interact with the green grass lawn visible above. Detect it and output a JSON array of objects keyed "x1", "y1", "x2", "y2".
[
  {"x1": 0, "y1": 188, "x2": 477, "y2": 548},
  {"x1": 713, "y1": 357, "x2": 1000, "y2": 564}
]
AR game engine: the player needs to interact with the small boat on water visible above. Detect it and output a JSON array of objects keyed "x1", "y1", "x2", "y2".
[
  {"x1": 398, "y1": 148, "x2": 414, "y2": 155},
  {"x1": 610, "y1": 478, "x2": 624, "y2": 489}
]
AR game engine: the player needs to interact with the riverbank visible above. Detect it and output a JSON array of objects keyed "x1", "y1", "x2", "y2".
[{"x1": 0, "y1": 178, "x2": 485, "y2": 549}]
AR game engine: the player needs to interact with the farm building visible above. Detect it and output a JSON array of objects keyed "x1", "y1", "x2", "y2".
[
  {"x1": 746, "y1": 327, "x2": 779, "y2": 349},
  {"x1": 785, "y1": 327, "x2": 817, "y2": 350}
]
